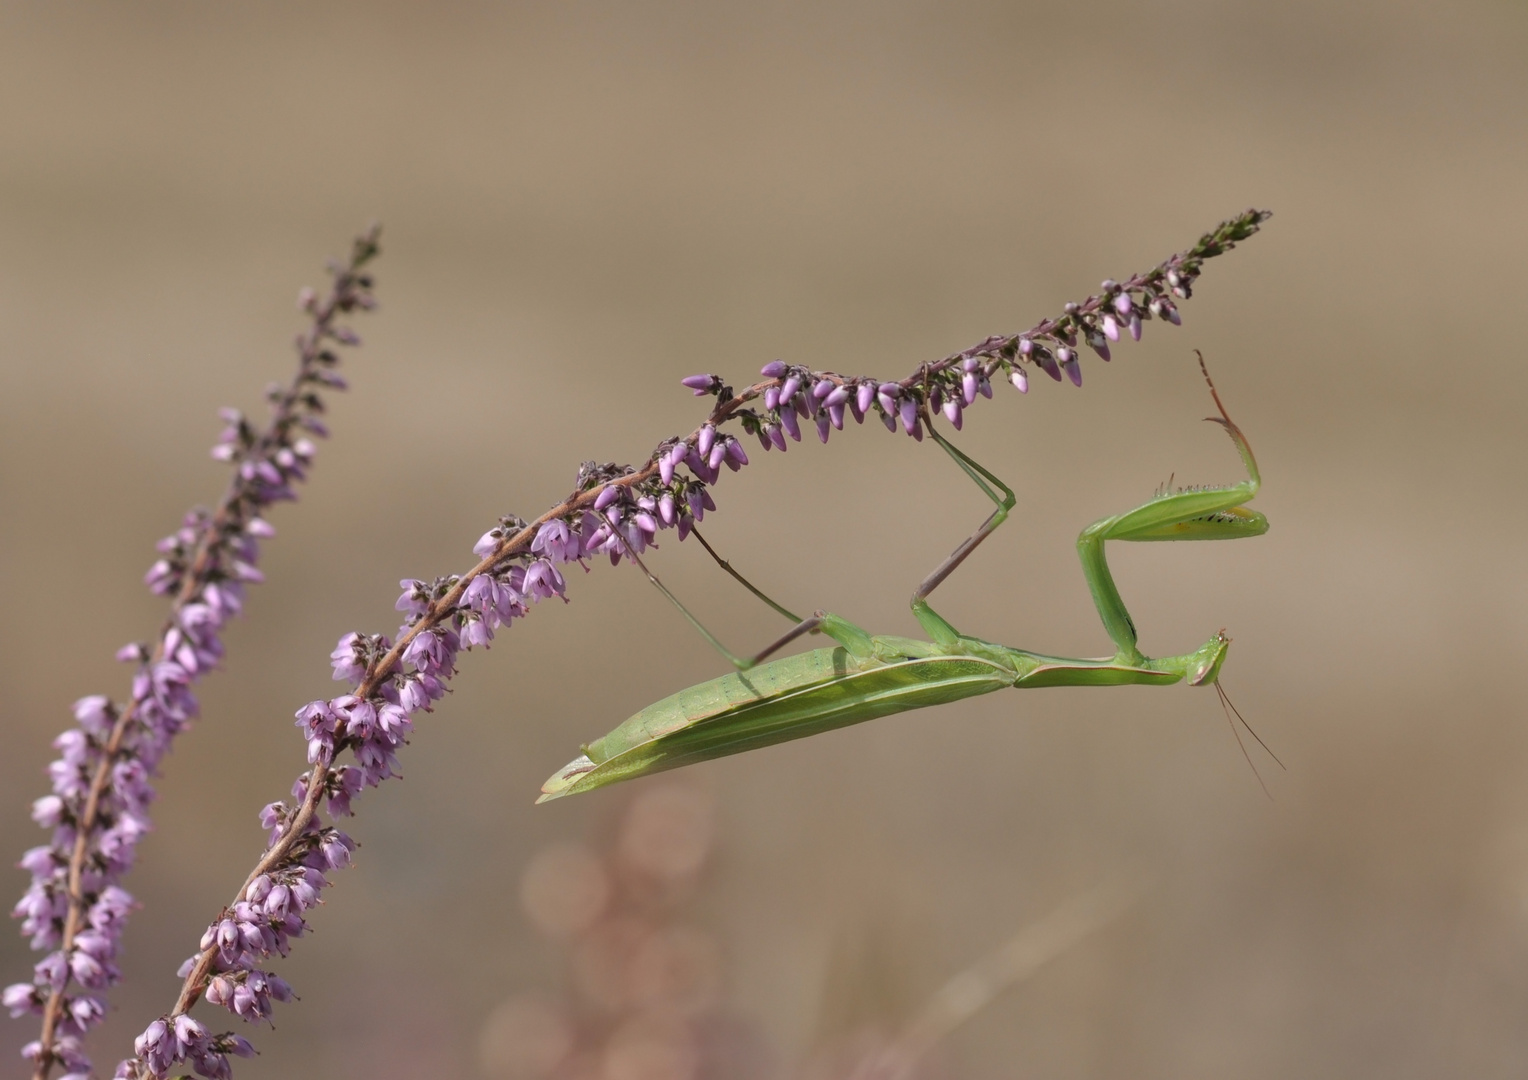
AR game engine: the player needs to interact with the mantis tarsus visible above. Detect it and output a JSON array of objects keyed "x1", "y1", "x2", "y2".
[{"x1": 539, "y1": 356, "x2": 1271, "y2": 802}]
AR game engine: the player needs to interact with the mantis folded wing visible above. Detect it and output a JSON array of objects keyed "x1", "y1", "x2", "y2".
[{"x1": 539, "y1": 356, "x2": 1268, "y2": 802}]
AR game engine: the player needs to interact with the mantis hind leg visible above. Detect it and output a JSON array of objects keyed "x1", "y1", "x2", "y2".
[
  {"x1": 1076, "y1": 354, "x2": 1269, "y2": 667},
  {"x1": 618, "y1": 522, "x2": 875, "y2": 668}
]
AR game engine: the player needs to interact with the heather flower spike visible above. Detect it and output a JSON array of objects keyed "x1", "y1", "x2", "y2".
[
  {"x1": 21, "y1": 211, "x2": 1268, "y2": 1080},
  {"x1": 9, "y1": 227, "x2": 380, "y2": 1080}
]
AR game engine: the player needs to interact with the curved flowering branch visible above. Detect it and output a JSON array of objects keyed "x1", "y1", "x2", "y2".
[
  {"x1": 6, "y1": 228, "x2": 381, "y2": 1080},
  {"x1": 118, "y1": 209, "x2": 1269, "y2": 1080}
]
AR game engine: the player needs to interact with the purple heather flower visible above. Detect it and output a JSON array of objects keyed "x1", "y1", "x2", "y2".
[
  {"x1": 31, "y1": 795, "x2": 64, "y2": 829},
  {"x1": 403, "y1": 627, "x2": 460, "y2": 675},
  {"x1": 680, "y1": 374, "x2": 717, "y2": 396},
  {"x1": 143, "y1": 559, "x2": 178, "y2": 596},
  {"x1": 1036, "y1": 349, "x2": 1062, "y2": 382},
  {"x1": 4, "y1": 982, "x2": 39, "y2": 1017},
  {"x1": 1102, "y1": 314, "x2": 1120, "y2": 342},
  {"x1": 532, "y1": 519, "x2": 582, "y2": 564},
  {"x1": 1057, "y1": 347, "x2": 1082, "y2": 386},
  {"x1": 658, "y1": 491, "x2": 677, "y2": 525},
  {"x1": 816, "y1": 413, "x2": 831, "y2": 443},
  {"x1": 880, "y1": 410, "x2": 897, "y2": 433},
  {"x1": 1150, "y1": 296, "x2": 1181, "y2": 325},
  {"x1": 778, "y1": 407, "x2": 801, "y2": 442},
  {"x1": 1129, "y1": 312, "x2": 1143, "y2": 340},
  {"x1": 459, "y1": 574, "x2": 498, "y2": 616},
  {"x1": 943, "y1": 398, "x2": 963, "y2": 429},
  {"x1": 827, "y1": 402, "x2": 846, "y2": 429},
  {"x1": 877, "y1": 383, "x2": 899, "y2": 415},
  {"x1": 173, "y1": 1013, "x2": 207, "y2": 1054},
  {"x1": 594, "y1": 484, "x2": 622, "y2": 511},
  {"x1": 523, "y1": 559, "x2": 567, "y2": 602},
  {"x1": 395, "y1": 579, "x2": 431, "y2": 618},
  {"x1": 685, "y1": 444, "x2": 719, "y2": 484},
  {"x1": 813, "y1": 379, "x2": 835, "y2": 399},
  {"x1": 456, "y1": 617, "x2": 494, "y2": 650},
  {"x1": 779, "y1": 374, "x2": 801, "y2": 404},
  {"x1": 1114, "y1": 292, "x2": 1134, "y2": 317},
  {"x1": 898, "y1": 396, "x2": 919, "y2": 434},
  {"x1": 763, "y1": 386, "x2": 779, "y2": 410},
  {"x1": 697, "y1": 424, "x2": 716, "y2": 458},
  {"x1": 855, "y1": 382, "x2": 875, "y2": 417},
  {"x1": 472, "y1": 530, "x2": 500, "y2": 558},
  {"x1": 1087, "y1": 333, "x2": 1111, "y2": 361},
  {"x1": 723, "y1": 437, "x2": 748, "y2": 468},
  {"x1": 329, "y1": 632, "x2": 368, "y2": 684},
  {"x1": 326, "y1": 767, "x2": 365, "y2": 818},
  {"x1": 134, "y1": 1019, "x2": 173, "y2": 1074},
  {"x1": 760, "y1": 360, "x2": 787, "y2": 378}
]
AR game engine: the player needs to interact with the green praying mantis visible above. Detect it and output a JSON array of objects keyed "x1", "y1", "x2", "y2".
[{"x1": 539, "y1": 355, "x2": 1272, "y2": 802}]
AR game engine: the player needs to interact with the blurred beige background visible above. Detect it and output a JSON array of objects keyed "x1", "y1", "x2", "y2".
[{"x1": 2, "y1": 1, "x2": 1526, "y2": 1077}]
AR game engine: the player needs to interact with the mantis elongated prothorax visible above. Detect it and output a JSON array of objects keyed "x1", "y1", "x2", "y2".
[{"x1": 540, "y1": 355, "x2": 1269, "y2": 802}]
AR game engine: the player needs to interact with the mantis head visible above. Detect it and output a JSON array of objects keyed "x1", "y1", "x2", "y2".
[{"x1": 1186, "y1": 630, "x2": 1231, "y2": 687}]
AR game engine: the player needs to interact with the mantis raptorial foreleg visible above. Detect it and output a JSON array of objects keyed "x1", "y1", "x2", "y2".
[{"x1": 1074, "y1": 352, "x2": 1264, "y2": 667}]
